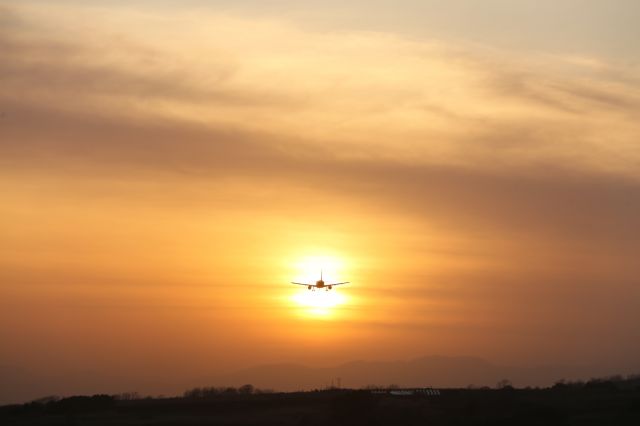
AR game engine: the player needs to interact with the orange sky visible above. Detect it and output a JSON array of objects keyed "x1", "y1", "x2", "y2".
[{"x1": 1, "y1": 1, "x2": 640, "y2": 403}]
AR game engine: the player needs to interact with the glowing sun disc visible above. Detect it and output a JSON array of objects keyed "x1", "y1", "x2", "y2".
[{"x1": 291, "y1": 290, "x2": 347, "y2": 316}]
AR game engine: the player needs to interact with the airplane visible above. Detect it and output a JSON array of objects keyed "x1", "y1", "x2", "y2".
[{"x1": 291, "y1": 270, "x2": 349, "y2": 291}]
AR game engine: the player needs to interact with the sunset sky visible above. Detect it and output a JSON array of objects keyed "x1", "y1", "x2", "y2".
[{"x1": 1, "y1": 0, "x2": 640, "y2": 403}]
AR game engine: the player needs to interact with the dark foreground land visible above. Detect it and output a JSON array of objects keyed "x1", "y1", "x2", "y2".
[{"x1": 2, "y1": 381, "x2": 640, "y2": 425}]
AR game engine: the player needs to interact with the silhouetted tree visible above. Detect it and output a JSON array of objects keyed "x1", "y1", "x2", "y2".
[
  {"x1": 223, "y1": 387, "x2": 237, "y2": 395},
  {"x1": 363, "y1": 384, "x2": 380, "y2": 390},
  {"x1": 496, "y1": 379, "x2": 513, "y2": 389},
  {"x1": 202, "y1": 387, "x2": 220, "y2": 398},
  {"x1": 31, "y1": 396, "x2": 59, "y2": 404},
  {"x1": 239, "y1": 384, "x2": 254, "y2": 395},
  {"x1": 183, "y1": 387, "x2": 203, "y2": 399},
  {"x1": 115, "y1": 392, "x2": 139, "y2": 400}
]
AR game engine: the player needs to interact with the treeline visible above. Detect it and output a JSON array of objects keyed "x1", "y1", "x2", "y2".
[
  {"x1": 552, "y1": 374, "x2": 640, "y2": 391},
  {"x1": 1, "y1": 394, "x2": 116, "y2": 416},
  {"x1": 0, "y1": 384, "x2": 274, "y2": 415},
  {"x1": 182, "y1": 384, "x2": 274, "y2": 398},
  {"x1": 3, "y1": 373, "x2": 640, "y2": 414}
]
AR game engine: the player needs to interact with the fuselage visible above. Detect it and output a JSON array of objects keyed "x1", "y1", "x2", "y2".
[{"x1": 299, "y1": 277, "x2": 336, "y2": 290}]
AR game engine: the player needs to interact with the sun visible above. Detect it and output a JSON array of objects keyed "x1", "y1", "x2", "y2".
[{"x1": 289, "y1": 255, "x2": 350, "y2": 317}]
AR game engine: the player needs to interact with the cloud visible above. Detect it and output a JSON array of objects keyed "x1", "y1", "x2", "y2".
[
  {"x1": 2, "y1": 4, "x2": 639, "y2": 176},
  {"x1": 2, "y1": 2, "x2": 640, "y2": 381}
]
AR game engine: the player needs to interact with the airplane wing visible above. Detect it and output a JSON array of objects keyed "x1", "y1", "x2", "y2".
[
  {"x1": 328, "y1": 282, "x2": 349, "y2": 286},
  {"x1": 291, "y1": 282, "x2": 310, "y2": 286}
]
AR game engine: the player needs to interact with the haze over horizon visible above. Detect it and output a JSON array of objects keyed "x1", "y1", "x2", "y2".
[{"x1": 1, "y1": 0, "x2": 639, "y2": 404}]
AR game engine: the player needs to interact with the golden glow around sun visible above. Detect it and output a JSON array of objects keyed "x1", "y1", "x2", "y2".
[
  {"x1": 292, "y1": 291, "x2": 347, "y2": 317},
  {"x1": 291, "y1": 255, "x2": 344, "y2": 283},
  {"x1": 289, "y1": 255, "x2": 350, "y2": 317}
]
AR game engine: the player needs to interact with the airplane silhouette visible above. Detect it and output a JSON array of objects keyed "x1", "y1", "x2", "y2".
[{"x1": 291, "y1": 270, "x2": 349, "y2": 291}]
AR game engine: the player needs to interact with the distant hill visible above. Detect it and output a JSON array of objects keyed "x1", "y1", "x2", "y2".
[{"x1": 217, "y1": 355, "x2": 602, "y2": 391}]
